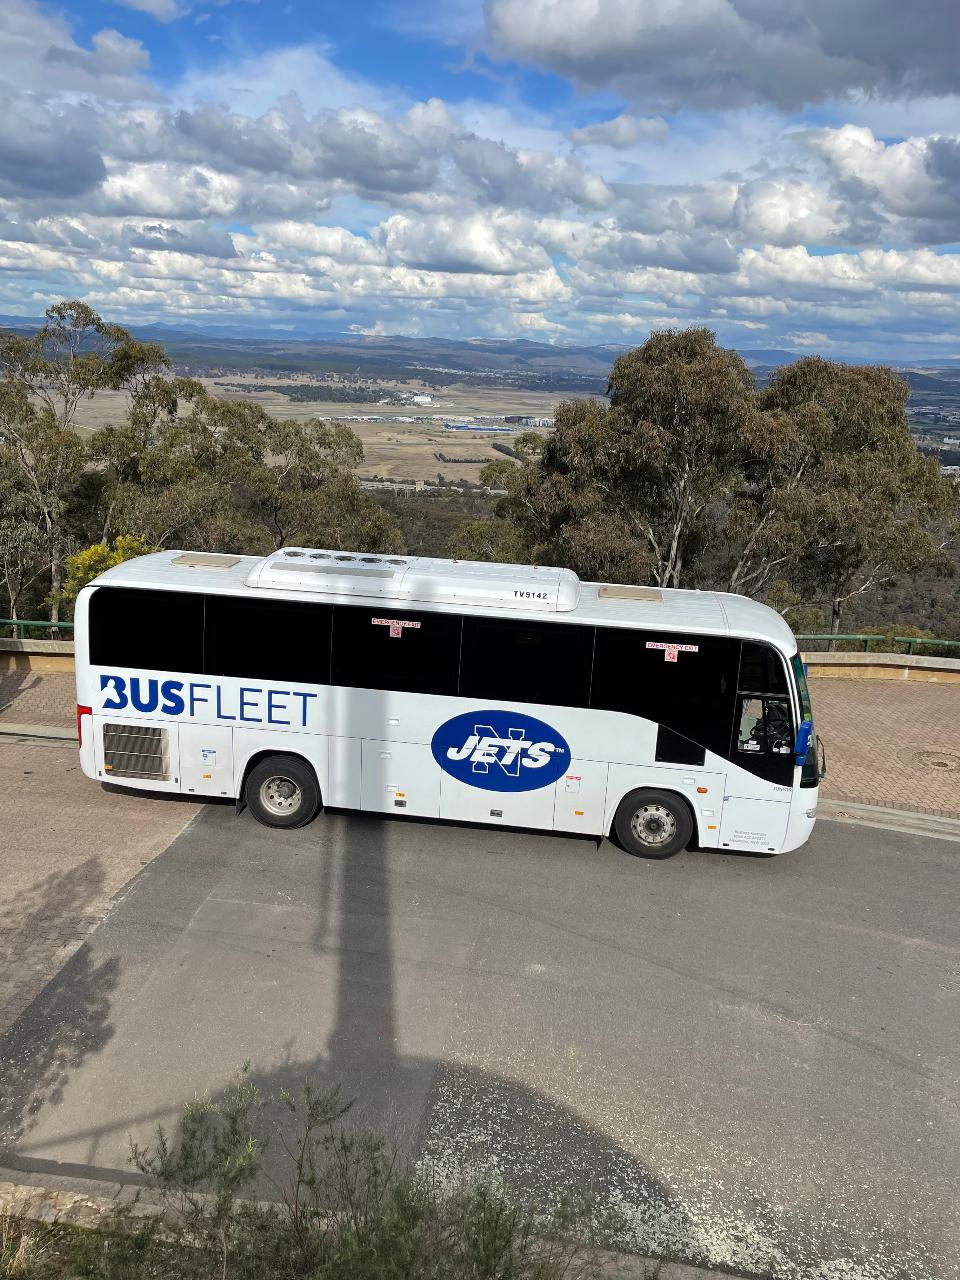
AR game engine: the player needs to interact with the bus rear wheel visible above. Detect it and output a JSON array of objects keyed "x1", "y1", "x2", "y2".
[
  {"x1": 245, "y1": 755, "x2": 321, "y2": 829},
  {"x1": 614, "y1": 789, "x2": 692, "y2": 860}
]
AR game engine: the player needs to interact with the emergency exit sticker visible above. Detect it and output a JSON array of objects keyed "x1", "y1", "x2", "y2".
[
  {"x1": 646, "y1": 641, "x2": 699, "y2": 663},
  {"x1": 372, "y1": 618, "x2": 421, "y2": 639}
]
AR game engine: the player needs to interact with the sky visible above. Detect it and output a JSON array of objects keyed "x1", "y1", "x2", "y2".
[{"x1": 2, "y1": 0, "x2": 960, "y2": 358}]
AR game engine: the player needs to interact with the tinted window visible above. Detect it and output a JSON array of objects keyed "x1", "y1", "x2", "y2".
[
  {"x1": 735, "y1": 694, "x2": 795, "y2": 785},
  {"x1": 459, "y1": 616, "x2": 593, "y2": 708},
  {"x1": 205, "y1": 594, "x2": 331, "y2": 684},
  {"x1": 656, "y1": 725, "x2": 706, "y2": 767},
  {"x1": 331, "y1": 605, "x2": 461, "y2": 695},
  {"x1": 592, "y1": 628, "x2": 739, "y2": 758},
  {"x1": 88, "y1": 586, "x2": 203, "y2": 673},
  {"x1": 738, "y1": 641, "x2": 788, "y2": 694}
]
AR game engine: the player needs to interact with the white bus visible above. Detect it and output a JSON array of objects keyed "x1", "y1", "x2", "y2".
[{"x1": 74, "y1": 547, "x2": 824, "y2": 859}]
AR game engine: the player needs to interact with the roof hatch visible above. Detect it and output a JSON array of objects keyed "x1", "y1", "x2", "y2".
[{"x1": 245, "y1": 548, "x2": 581, "y2": 613}]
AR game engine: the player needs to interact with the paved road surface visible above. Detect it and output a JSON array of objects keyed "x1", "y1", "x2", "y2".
[{"x1": 0, "y1": 800, "x2": 956, "y2": 1279}]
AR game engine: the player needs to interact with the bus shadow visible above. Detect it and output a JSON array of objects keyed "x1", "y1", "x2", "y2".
[{"x1": 100, "y1": 781, "x2": 229, "y2": 806}]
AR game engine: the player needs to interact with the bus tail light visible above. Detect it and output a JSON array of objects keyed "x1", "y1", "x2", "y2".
[{"x1": 77, "y1": 705, "x2": 92, "y2": 745}]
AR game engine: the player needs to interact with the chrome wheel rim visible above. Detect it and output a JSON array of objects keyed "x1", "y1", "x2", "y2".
[
  {"x1": 260, "y1": 775, "x2": 302, "y2": 816},
  {"x1": 630, "y1": 803, "x2": 676, "y2": 847}
]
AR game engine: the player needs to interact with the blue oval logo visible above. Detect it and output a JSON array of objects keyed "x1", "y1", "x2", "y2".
[{"x1": 431, "y1": 710, "x2": 571, "y2": 793}]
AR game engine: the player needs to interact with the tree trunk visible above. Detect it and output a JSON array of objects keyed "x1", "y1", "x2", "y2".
[
  {"x1": 828, "y1": 595, "x2": 843, "y2": 651},
  {"x1": 49, "y1": 549, "x2": 61, "y2": 626}
]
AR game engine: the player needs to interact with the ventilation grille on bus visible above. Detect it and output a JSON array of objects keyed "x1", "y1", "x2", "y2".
[
  {"x1": 103, "y1": 723, "x2": 170, "y2": 781},
  {"x1": 246, "y1": 547, "x2": 581, "y2": 612}
]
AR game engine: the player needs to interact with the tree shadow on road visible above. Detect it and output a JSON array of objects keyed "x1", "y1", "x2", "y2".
[
  {"x1": 0, "y1": 856, "x2": 120, "y2": 1150},
  {"x1": 0, "y1": 664, "x2": 42, "y2": 718}
]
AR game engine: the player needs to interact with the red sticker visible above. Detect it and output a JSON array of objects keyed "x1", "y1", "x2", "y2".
[
  {"x1": 646, "y1": 641, "x2": 699, "y2": 663},
  {"x1": 372, "y1": 617, "x2": 422, "y2": 639}
]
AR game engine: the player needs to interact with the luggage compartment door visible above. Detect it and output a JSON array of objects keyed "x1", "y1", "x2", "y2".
[
  {"x1": 361, "y1": 740, "x2": 440, "y2": 818},
  {"x1": 179, "y1": 722, "x2": 235, "y2": 797}
]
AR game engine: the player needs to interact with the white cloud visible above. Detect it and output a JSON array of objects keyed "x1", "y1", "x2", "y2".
[
  {"x1": 116, "y1": 0, "x2": 187, "y2": 21},
  {"x1": 568, "y1": 114, "x2": 668, "y2": 149},
  {"x1": 1, "y1": 0, "x2": 960, "y2": 354},
  {"x1": 0, "y1": 0, "x2": 155, "y2": 102},
  {"x1": 173, "y1": 43, "x2": 400, "y2": 118},
  {"x1": 379, "y1": 212, "x2": 549, "y2": 274}
]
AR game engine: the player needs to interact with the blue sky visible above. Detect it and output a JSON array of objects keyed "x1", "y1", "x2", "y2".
[{"x1": 1, "y1": 0, "x2": 960, "y2": 357}]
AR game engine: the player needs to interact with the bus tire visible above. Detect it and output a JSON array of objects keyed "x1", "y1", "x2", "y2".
[
  {"x1": 245, "y1": 755, "x2": 321, "y2": 829},
  {"x1": 613, "y1": 789, "x2": 692, "y2": 860}
]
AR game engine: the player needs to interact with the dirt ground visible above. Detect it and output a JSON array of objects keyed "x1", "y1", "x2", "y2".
[{"x1": 67, "y1": 378, "x2": 567, "y2": 484}]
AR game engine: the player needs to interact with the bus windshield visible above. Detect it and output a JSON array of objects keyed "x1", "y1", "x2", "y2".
[{"x1": 791, "y1": 653, "x2": 813, "y2": 722}]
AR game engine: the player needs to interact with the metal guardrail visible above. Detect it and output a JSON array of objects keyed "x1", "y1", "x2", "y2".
[
  {"x1": 798, "y1": 633, "x2": 883, "y2": 652},
  {"x1": 0, "y1": 618, "x2": 75, "y2": 640},
  {"x1": 798, "y1": 633, "x2": 960, "y2": 655}
]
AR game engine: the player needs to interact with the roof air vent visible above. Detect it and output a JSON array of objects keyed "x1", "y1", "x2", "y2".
[{"x1": 244, "y1": 548, "x2": 580, "y2": 611}]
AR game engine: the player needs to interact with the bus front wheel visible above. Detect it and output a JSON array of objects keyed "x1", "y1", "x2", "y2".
[
  {"x1": 613, "y1": 789, "x2": 692, "y2": 860},
  {"x1": 245, "y1": 755, "x2": 321, "y2": 829}
]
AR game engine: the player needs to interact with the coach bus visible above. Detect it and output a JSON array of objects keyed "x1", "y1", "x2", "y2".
[{"x1": 73, "y1": 547, "x2": 824, "y2": 859}]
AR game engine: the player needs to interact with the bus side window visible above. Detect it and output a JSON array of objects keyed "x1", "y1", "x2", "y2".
[
  {"x1": 737, "y1": 696, "x2": 792, "y2": 756},
  {"x1": 737, "y1": 697, "x2": 766, "y2": 753},
  {"x1": 331, "y1": 605, "x2": 461, "y2": 695},
  {"x1": 738, "y1": 641, "x2": 789, "y2": 694},
  {"x1": 459, "y1": 616, "x2": 593, "y2": 708},
  {"x1": 204, "y1": 595, "x2": 332, "y2": 684},
  {"x1": 89, "y1": 586, "x2": 203, "y2": 673},
  {"x1": 591, "y1": 626, "x2": 739, "y2": 760}
]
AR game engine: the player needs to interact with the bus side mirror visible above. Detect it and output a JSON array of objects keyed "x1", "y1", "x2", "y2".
[{"x1": 794, "y1": 719, "x2": 813, "y2": 766}]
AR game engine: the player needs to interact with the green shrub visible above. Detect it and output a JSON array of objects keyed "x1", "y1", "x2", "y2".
[{"x1": 3, "y1": 1069, "x2": 603, "y2": 1279}]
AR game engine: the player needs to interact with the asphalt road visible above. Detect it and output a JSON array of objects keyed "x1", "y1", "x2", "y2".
[{"x1": 0, "y1": 802, "x2": 957, "y2": 1279}]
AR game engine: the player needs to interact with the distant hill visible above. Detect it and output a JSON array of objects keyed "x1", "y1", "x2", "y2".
[
  {"x1": 1, "y1": 313, "x2": 958, "y2": 392},
  {"x1": 737, "y1": 348, "x2": 800, "y2": 367}
]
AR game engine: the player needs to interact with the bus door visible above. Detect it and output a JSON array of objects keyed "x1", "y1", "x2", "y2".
[{"x1": 719, "y1": 694, "x2": 793, "y2": 852}]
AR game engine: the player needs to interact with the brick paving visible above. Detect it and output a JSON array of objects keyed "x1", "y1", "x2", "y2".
[
  {"x1": 811, "y1": 677, "x2": 960, "y2": 818},
  {"x1": 0, "y1": 670, "x2": 75, "y2": 729}
]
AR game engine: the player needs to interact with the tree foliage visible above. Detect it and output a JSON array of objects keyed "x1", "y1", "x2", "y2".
[
  {"x1": 1, "y1": 305, "x2": 953, "y2": 634},
  {"x1": 0, "y1": 302, "x2": 401, "y2": 622},
  {"x1": 476, "y1": 330, "x2": 759, "y2": 587},
  {"x1": 471, "y1": 331, "x2": 956, "y2": 628}
]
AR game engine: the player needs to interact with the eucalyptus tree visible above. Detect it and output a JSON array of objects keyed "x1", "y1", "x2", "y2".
[
  {"x1": 474, "y1": 328, "x2": 758, "y2": 587},
  {"x1": 752, "y1": 357, "x2": 956, "y2": 635},
  {"x1": 0, "y1": 301, "x2": 166, "y2": 621}
]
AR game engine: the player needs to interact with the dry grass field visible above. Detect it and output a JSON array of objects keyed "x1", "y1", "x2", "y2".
[{"x1": 68, "y1": 376, "x2": 574, "y2": 483}]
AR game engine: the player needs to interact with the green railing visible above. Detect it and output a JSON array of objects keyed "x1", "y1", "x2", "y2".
[
  {"x1": 797, "y1": 633, "x2": 882, "y2": 652},
  {"x1": 797, "y1": 633, "x2": 960, "y2": 656},
  {"x1": 0, "y1": 618, "x2": 75, "y2": 640}
]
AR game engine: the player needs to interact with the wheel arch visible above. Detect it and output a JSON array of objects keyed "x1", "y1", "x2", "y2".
[
  {"x1": 237, "y1": 746, "x2": 324, "y2": 805},
  {"x1": 608, "y1": 785, "x2": 701, "y2": 847}
]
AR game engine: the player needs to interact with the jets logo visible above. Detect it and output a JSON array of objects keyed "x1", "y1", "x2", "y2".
[
  {"x1": 446, "y1": 724, "x2": 558, "y2": 776},
  {"x1": 432, "y1": 710, "x2": 570, "y2": 793}
]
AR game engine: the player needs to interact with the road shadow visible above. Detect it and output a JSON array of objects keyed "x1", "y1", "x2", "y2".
[{"x1": 0, "y1": 856, "x2": 120, "y2": 1149}]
